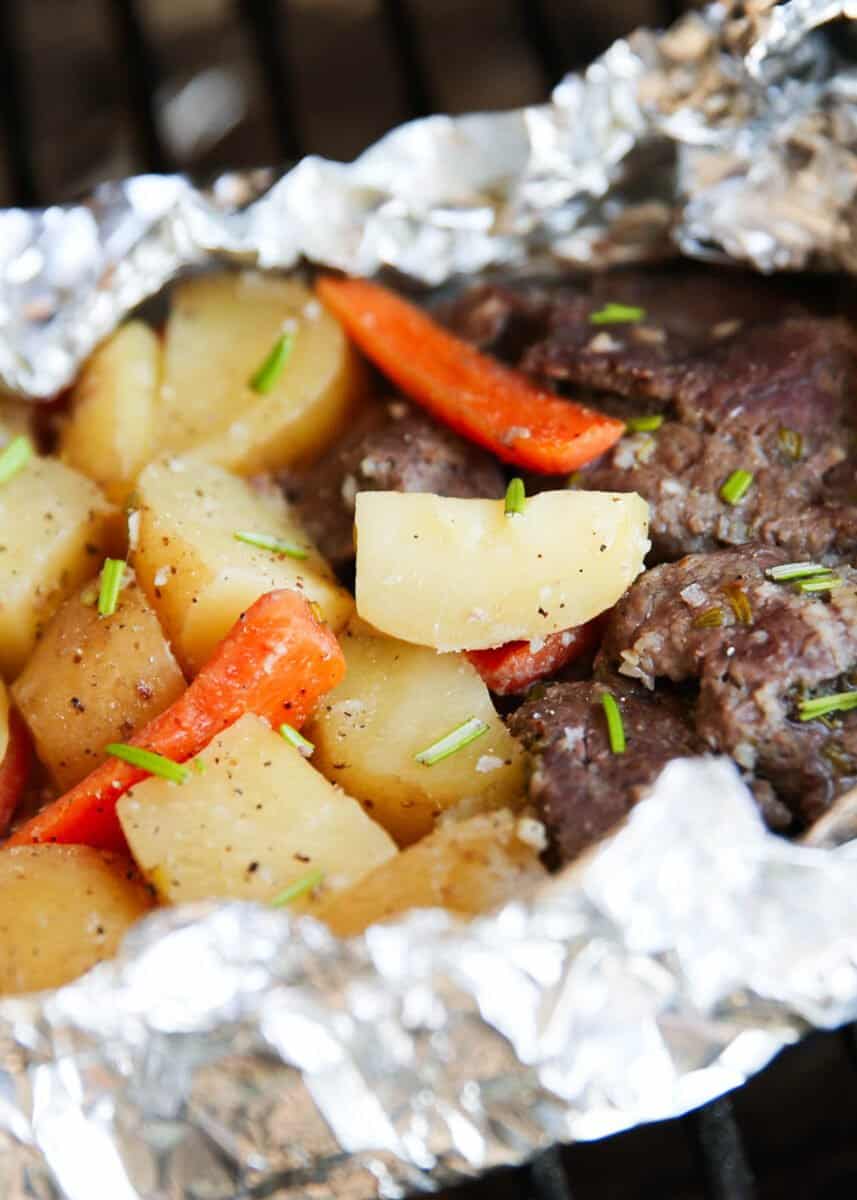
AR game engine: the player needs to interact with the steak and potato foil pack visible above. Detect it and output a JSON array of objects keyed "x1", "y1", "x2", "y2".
[{"x1": 3, "y1": 2, "x2": 857, "y2": 1196}]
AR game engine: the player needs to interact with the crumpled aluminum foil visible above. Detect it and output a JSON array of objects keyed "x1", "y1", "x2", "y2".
[{"x1": 2, "y1": 2, "x2": 857, "y2": 1197}]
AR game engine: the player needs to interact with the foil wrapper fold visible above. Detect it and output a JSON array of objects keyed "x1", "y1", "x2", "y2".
[
  {"x1": 2, "y1": 3, "x2": 857, "y2": 1197},
  {"x1": 3, "y1": 760, "x2": 857, "y2": 1200}
]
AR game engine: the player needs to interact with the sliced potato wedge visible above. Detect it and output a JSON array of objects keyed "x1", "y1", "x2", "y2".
[
  {"x1": 355, "y1": 489, "x2": 650, "y2": 651},
  {"x1": 308, "y1": 628, "x2": 525, "y2": 845},
  {"x1": 13, "y1": 571, "x2": 185, "y2": 789},
  {"x1": 60, "y1": 320, "x2": 161, "y2": 503},
  {"x1": 0, "y1": 457, "x2": 115, "y2": 678},
  {"x1": 160, "y1": 272, "x2": 365, "y2": 473},
  {"x1": 0, "y1": 846, "x2": 153, "y2": 994},
  {"x1": 133, "y1": 457, "x2": 353, "y2": 675},
  {"x1": 117, "y1": 713, "x2": 396, "y2": 905},
  {"x1": 314, "y1": 810, "x2": 547, "y2": 937}
]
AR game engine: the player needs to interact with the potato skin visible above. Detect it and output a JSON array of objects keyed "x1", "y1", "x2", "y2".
[
  {"x1": 0, "y1": 846, "x2": 153, "y2": 994},
  {"x1": 0, "y1": 457, "x2": 115, "y2": 679},
  {"x1": 314, "y1": 810, "x2": 547, "y2": 937},
  {"x1": 159, "y1": 272, "x2": 366, "y2": 474},
  {"x1": 117, "y1": 713, "x2": 396, "y2": 906},
  {"x1": 132, "y1": 457, "x2": 353, "y2": 675},
  {"x1": 308, "y1": 629, "x2": 526, "y2": 845},
  {"x1": 355, "y1": 489, "x2": 650, "y2": 651},
  {"x1": 13, "y1": 573, "x2": 185, "y2": 789},
  {"x1": 60, "y1": 320, "x2": 160, "y2": 504}
]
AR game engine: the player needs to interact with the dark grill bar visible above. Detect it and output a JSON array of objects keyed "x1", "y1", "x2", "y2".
[
  {"x1": 3, "y1": 2, "x2": 857, "y2": 1196},
  {"x1": 0, "y1": 0, "x2": 38, "y2": 206},
  {"x1": 238, "y1": 0, "x2": 302, "y2": 162},
  {"x1": 107, "y1": 0, "x2": 172, "y2": 174},
  {"x1": 379, "y1": 0, "x2": 435, "y2": 120}
]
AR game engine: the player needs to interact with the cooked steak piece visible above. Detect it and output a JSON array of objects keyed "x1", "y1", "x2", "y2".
[
  {"x1": 599, "y1": 544, "x2": 857, "y2": 826},
  {"x1": 444, "y1": 269, "x2": 857, "y2": 563},
  {"x1": 510, "y1": 680, "x2": 704, "y2": 865},
  {"x1": 435, "y1": 282, "x2": 552, "y2": 363},
  {"x1": 582, "y1": 418, "x2": 856, "y2": 563},
  {"x1": 280, "y1": 400, "x2": 506, "y2": 568}
]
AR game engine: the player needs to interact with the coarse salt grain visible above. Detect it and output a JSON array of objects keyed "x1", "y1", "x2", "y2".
[
  {"x1": 516, "y1": 816, "x2": 548, "y2": 851},
  {"x1": 127, "y1": 509, "x2": 141, "y2": 552},
  {"x1": 476, "y1": 754, "x2": 504, "y2": 774}
]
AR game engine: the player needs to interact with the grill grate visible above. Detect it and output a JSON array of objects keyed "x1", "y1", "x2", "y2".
[
  {"x1": 3, "y1": 2, "x2": 857, "y2": 1196},
  {"x1": 0, "y1": 0, "x2": 689, "y2": 207}
]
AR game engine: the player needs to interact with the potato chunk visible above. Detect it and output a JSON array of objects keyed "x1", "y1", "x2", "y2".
[
  {"x1": 355, "y1": 490, "x2": 650, "y2": 651},
  {"x1": 60, "y1": 320, "x2": 160, "y2": 503},
  {"x1": 133, "y1": 458, "x2": 353, "y2": 674},
  {"x1": 160, "y1": 272, "x2": 364, "y2": 473},
  {"x1": 315, "y1": 810, "x2": 547, "y2": 937},
  {"x1": 13, "y1": 572, "x2": 185, "y2": 789},
  {"x1": 0, "y1": 846, "x2": 153, "y2": 994},
  {"x1": 117, "y1": 713, "x2": 396, "y2": 905},
  {"x1": 0, "y1": 457, "x2": 115, "y2": 678},
  {"x1": 308, "y1": 629, "x2": 525, "y2": 845}
]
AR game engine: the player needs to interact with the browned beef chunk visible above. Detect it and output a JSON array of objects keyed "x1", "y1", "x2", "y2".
[
  {"x1": 444, "y1": 269, "x2": 857, "y2": 563},
  {"x1": 582, "y1": 419, "x2": 857, "y2": 563},
  {"x1": 510, "y1": 680, "x2": 704, "y2": 865},
  {"x1": 280, "y1": 400, "x2": 506, "y2": 568},
  {"x1": 598, "y1": 544, "x2": 857, "y2": 827},
  {"x1": 435, "y1": 283, "x2": 552, "y2": 363}
]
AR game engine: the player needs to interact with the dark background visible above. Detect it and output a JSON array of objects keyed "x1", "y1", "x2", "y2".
[{"x1": 0, "y1": 0, "x2": 691, "y2": 207}]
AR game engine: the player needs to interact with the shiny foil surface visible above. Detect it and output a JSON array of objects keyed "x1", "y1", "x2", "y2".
[{"x1": 2, "y1": 2, "x2": 857, "y2": 1198}]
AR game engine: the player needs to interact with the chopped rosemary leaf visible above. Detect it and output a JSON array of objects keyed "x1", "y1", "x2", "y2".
[
  {"x1": 796, "y1": 573, "x2": 843, "y2": 594},
  {"x1": 415, "y1": 716, "x2": 488, "y2": 765},
  {"x1": 719, "y1": 469, "x2": 754, "y2": 506},
  {"x1": 723, "y1": 583, "x2": 753, "y2": 625},
  {"x1": 0, "y1": 436, "x2": 33, "y2": 486},
  {"x1": 249, "y1": 331, "x2": 295, "y2": 394},
  {"x1": 279, "y1": 723, "x2": 315, "y2": 758},
  {"x1": 778, "y1": 426, "x2": 803, "y2": 461},
  {"x1": 271, "y1": 867, "x2": 324, "y2": 908},
  {"x1": 105, "y1": 743, "x2": 189, "y2": 784},
  {"x1": 97, "y1": 558, "x2": 126, "y2": 617},
  {"x1": 234, "y1": 530, "x2": 308, "y2": 559},
  {"x1": 766, "y1": 562, "x2": 829, "y2": 582},
  {"x1": 504, "y1": 477, "x2": 526, "y2": 516},
  {"x1": 692, "y1": 606, "x2": 724, "y2": 629},
  {"x1": 625, "y1": 414, "x2": 664, "y2": 434},
  {"x1": 590, "y1": 302, "x2": 645, "y2": 326},
  {"x1": 601, "y1": 691, "x2": 626, "y2": 754},
  {"x1": 797, "y1": 691, "x2": 857, "y2": 722}
]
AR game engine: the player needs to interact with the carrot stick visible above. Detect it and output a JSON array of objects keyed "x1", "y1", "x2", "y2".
[
  {"x1": 467, "y1": 620, "x2": 603, "y2": 696},
  {"x1": 0, "y1": 711, "x2": 33, "y2": 837},
  {"x1": 8, "y1": 590, "x2": 345, "y2": 852},
  {"x1": 316, "y1": 276, "x2": 624, "y2": 474}
]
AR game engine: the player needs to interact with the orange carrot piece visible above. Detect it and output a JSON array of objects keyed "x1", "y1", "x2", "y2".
[
  {"x1": 8, "y1": 590, "x2": 345, "y2": 852},
  {"x1": 0, "y1": 711, "x2": 33, "y2": 837},
  {"x1": 467, "y1": 620, "x2": 603, "y2": 696},
  {"x1": 316, "y1": 275, "x2": 624, "y2": 474}
]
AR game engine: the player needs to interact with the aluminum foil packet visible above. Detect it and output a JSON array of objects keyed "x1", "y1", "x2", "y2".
[{"x1": 2, "y1": 2, "x2": 857, "y2": 1197}]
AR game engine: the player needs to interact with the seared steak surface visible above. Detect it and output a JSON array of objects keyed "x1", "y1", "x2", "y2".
[
  {"x1": 443, "y1": 270, "x2": 857, "y2": 564},
  {"x1": 511, "y1": 680, "x2": 704, "y2": 865}
]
